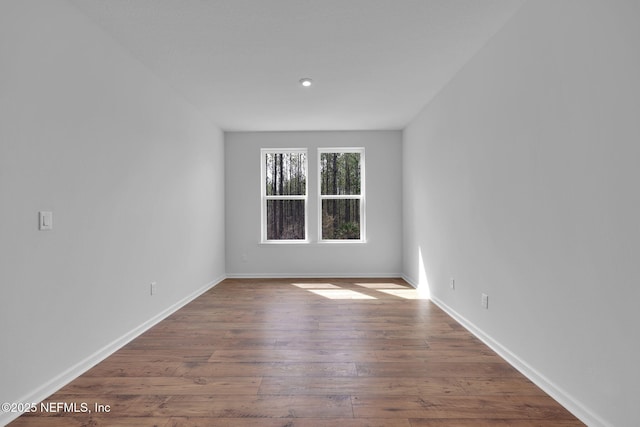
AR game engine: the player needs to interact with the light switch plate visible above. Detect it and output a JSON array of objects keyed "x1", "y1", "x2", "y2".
[
  {"x1": 39, "y1": 211, "x2": 53, "y2": 230},
  {"x1": 481, "y1": 293, "x2": 489, "y2": 309}
]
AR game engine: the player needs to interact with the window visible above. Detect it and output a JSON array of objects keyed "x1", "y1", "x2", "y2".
[
  {"x1": 318, "y1": 148, "x2": 365, "y2": 242},
  {"x1": 261, "y1": 149, "x2": 308, "y2": 242}
]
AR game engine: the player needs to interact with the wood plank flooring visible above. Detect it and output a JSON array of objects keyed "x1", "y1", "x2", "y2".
[{"x1": 10, "y1": 278, "x2": 584, "y2": 426}]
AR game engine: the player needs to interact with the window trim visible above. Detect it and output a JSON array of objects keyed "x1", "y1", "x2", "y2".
[
  {"x1": 260, "y1": 148, "x2": 309, "y2": 244},
  {"x1": 317, "y1": 147, "x2": 366, "y2": 243}
]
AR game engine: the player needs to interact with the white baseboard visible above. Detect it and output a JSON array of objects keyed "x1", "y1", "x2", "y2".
[
  {"x1": 427, "y1": 295, "x2": 610, "y2": 427},
  {"x1": 226, "y1": 272, "x2": 403, "y2": 279},
  {"x1": 401, "y1": 274, "x2": 418, "y2": 288},
  {"x1": 1, "y1": 275, "x2": 225, "y2": 427}
]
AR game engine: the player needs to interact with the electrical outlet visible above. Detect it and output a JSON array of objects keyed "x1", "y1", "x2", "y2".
[
  {"x1": 39, "y1": 211, "x2": 53, "y2": 231},
  {"x1": 241, "y1": 253, "x2": 248, "y2": 263},
  {"x1": 449, "y1": 278, "x2": 455, "y2": 290},
  {"x1": 150, "y1": 282, "x2": 157, "y2": 296},
  {"x1": 481, "y1": 293, "x2": 489, "y2": 309}
]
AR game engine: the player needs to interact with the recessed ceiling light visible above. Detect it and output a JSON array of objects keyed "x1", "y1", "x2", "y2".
[{"x1": 299, "y1": 78, "x2": 313, "y2": 87}]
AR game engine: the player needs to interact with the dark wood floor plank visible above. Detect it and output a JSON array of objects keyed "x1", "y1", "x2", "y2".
[
  {"x1": 121, "y1": 395, "x2": 354, "y2": 418},
  {"x1": 258, "y1": 376, "x2": 466, "y2": 396},
  {"x1": 356, "y1": 362, "x2": 523, "y2": 378},
  {"x1": 167, "y1": 418, "x2": 412, "y2": 427},
  {"x1": 352, "y1": 395, "x2": 578, "y2": 419},
  {"x1": 409, "y1": 420, "x2": 584, "y2": 427},
  {"x1": 174, "y1": 362, "x2": 358, "y2": 378},
  {"x1": 8, "y1": 417, "x2": 173, "y2": 427},
  {"x1": 208, "y1": 349, "x2": 380, "y2": 363},
  {"x1": 55, "y1": 376, "x2": 262, "y2": 396},
  {"x1": 10, "y1": 278, "x2": 584, "y2": 426},
  {"x1": 274, "y1": 338, "x2": 431, "y2": 350}
]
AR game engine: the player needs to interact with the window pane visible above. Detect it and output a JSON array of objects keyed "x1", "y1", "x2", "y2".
[
  {"x1": 265, "y1": 152, "x2": 306, "y2": 196},
  {"x1": 322, "y1": 199, "x2": 360, "y2": 240},
  {"x1": 267, "y1": 200, "x2": 305, "y2": 240},
  {"x1": 320, "y1": 152, "x2": 361, "y2": 195}
]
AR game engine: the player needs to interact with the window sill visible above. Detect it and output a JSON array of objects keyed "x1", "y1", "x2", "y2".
[
  {"x1": 260, "y1": 240, "x2": 310, "y2": 245},
  {"x1": 317, "y1": 240, "x2": 367, "y2": 244},
  {"x1": 259, "y1": 240, "x2": 367, "y2": 245}
]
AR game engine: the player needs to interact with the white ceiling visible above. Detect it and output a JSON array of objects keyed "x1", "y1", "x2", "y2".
[{"x1": 69, "y1": 0, "x2": 525, "y2": 131}]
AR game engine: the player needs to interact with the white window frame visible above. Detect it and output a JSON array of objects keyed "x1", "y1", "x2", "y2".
[
  {"x1": 260, "y1": 148, "x2": 309, "y2": 244},
  {"x1": 317, "y1": 147, "x2": 366, "y2": 243}
]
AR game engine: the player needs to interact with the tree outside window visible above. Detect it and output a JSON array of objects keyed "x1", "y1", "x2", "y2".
[
  {"x1": 318, "y1": 148, "x2": 365, "y2": 242},
  {"x1": 261, "y1": 149, "x2": 307, "y2": 242}
]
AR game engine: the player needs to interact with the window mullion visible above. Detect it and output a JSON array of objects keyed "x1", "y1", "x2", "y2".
[
  {"x1": 319, "y1": 195, "x2": 361, "y2": 200},
  {"x1": 266, "y1": 195, "x2": 307, "y2": 200}
]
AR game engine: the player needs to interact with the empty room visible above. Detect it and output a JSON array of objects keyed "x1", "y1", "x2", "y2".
[{"x1": 1, "y1": 1, "x2": 638, "y2": 426}]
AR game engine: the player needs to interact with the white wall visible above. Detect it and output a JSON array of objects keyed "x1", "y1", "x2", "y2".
[
  {"x1": 226, "y1": 131, "x2": 402, "y2": 277},
  {"x1": 0, "y1": 1, "x2": 226, "y2": 422},
  {"x1": 402, "y1": 1, "x2": 640, "y2": 426}
]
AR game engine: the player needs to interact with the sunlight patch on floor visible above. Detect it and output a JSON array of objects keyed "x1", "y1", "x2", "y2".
[
  {"x1": 292, "y1": 283, "x2": 341, "y2": 289},
  {"x1": 354, "y1": 283, "x2": 407, "y2": 289},
  {"x1": 307, "y1": 289, "x2": 377, "y2": 299}
]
